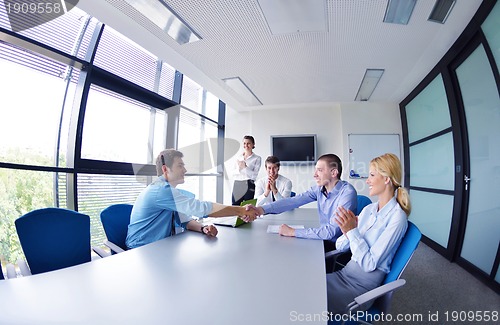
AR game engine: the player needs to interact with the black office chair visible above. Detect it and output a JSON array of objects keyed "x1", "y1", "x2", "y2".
[
  {"x1": 15, "y1": 208, "x2": 95, "y2": 275},
  {"x1": 100, "y1": 204, "x2": 133, "y2": 254}
]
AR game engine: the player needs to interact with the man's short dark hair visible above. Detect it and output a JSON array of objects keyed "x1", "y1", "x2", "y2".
[
  {"x1": 317, "y1": 154, "x2": 342, "y2": 179},
  {"x1": 156, "y1": 149, "x2": 183, "y2": 176},
  {"x1": 265, "y1": 155, "x2": 281, "y2": 168}
]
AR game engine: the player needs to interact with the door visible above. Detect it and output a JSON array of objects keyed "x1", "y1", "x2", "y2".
[{"x1": 453, "y1": 42, "x2": 500, "y2": 282}]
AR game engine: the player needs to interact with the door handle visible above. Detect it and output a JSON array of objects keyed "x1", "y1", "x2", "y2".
[{"x1": 464, "y1": 175, "x2": 470, "y2": 190}]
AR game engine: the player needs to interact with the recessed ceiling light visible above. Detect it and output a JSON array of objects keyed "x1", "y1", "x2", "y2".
[
  {"x1": 123, "y1": 0, "x2": 201, "y2": 45},
  {"x1": 223, "y1": 77, "x2": 262, "y2": 106},
  {"x1": 383, "y1": 0, "x2": 417, "y2": 25},
  {"x1": 355, "y1": 69, "x2": 384, "y2": 101},
  {"x1": 428, "y1": 0, "x2": 456, "y2": 24}
]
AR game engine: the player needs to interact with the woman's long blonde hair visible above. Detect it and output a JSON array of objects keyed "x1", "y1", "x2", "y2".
[{"x1": 370, "y1": 153, "x2": 411, "y2": 216}]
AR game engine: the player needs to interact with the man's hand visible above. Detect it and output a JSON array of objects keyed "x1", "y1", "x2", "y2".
[
  {"x1": 264, "y1": 178, "x2": 272, "y2": 197},
  {"x1": 334, "y1": 206, "x2": 357, "y2": 235},
  {"x1": 238, "y1": 204, "x2": 264, "y2": 222},
  {"x1": 202, "y1": 224, "x2": 218, "y2": 237},
  {"x1": 268, "y1": 175, "x2": 277, "y2": 193},
  {"x1": 279, "y1": 224, "x2": 295, "y2": 237},
  {"x1": 237, "y1": 204, "x2": 258, "y2": 222}
]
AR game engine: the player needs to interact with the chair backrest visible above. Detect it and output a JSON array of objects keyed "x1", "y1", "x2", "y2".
[
  {"x1": 100, "y1": 204, "x2": 133, "y2": 251},
  {"x1": 356, "y1": 195, "x2": 372, "y2": 215},
  {"x1": 15, "y1": 208, "x2": 91, "y2": 275},
  {"x1": 373, "y1": 221, "x2": 421, "y2": 313}
]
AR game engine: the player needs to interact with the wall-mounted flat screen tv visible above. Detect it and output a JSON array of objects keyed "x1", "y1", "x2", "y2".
[{"x1": 271, "y1": 135, "x2": 317, "y2": 164}]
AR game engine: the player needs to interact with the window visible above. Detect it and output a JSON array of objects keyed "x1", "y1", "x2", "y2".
[
  {"x1": 81, "y1": 86, "x2": 153, "y2": 164},
  {"x1": 0, "y1": 168, "x2": 61, "y2": 263},
  {"x1": 77, "y1": 174, "x2": 147, "y2": 247},
  {"x1": 180, "y1": 76, "x2": 219, "y2": 122},
  {"x1": 0, "y1": 3, "x2": 226, "y2": 266},
  {"x1": 94, "y1": 26, "x2": 158, "y2": 93},
  {"x1": 0, "y1": 4, "x2": 97, "y2": 60},
  {"x1": 0, "y1": 46, "x2": 77, "y2": 169},
  {"x1": 177, "y1": 108, "x2": 219, "y2": 200}
]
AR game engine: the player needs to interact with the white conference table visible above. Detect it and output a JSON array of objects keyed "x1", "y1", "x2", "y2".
[{"x1": 0, "y1": 209, "x2": 327, "y2": 325}]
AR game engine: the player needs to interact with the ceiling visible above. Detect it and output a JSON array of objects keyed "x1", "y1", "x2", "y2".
[{"x1": 77, "y1": 0, "x2": 484, "y2": 111}]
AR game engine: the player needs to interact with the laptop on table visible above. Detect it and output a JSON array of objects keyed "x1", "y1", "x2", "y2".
[{"x1": 213, "y1": 198, "x2": 256, "y2": 228}]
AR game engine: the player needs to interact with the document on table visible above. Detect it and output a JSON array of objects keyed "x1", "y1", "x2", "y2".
[{"x1": 267, "y1": 225, "x2": 305, "y2": 234}]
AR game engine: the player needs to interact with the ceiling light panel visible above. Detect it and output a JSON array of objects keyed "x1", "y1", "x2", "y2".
[
  {"x1": 383, "y1": 0, "x2": 417, "y2": 25},
  {"x1": 223, "y1": 77, "x2": 262, "y2": 106},
  {"x1": 355, "y1": 69, "x2": 384, "y2": 101},
  {"x1": 123, "y1": 0, "x2": 200, "y2": 44},
  {"x1": 428, "y1": 0, "x2": 456, "y2": 24},
  {"x1": 258, "y1": 0, "x2": 328, "y2": 35}
]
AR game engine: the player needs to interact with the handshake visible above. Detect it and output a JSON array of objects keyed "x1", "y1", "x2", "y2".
[{"x1": 236, "y1": 204, "x2": 265, "y2": 222}]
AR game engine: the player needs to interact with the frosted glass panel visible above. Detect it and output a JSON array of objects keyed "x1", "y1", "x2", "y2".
[
  {"x1": 405, "y1": 74, "x2": 451, "y2": 143},
  {"x1": 409, "y1": 190, "x2": 453, "y2": 248},
  {"x1": 456, "y1": 45, "x2": 500, "y2": 274},
  {"x1": 482, "y1": 1, "x2": 500, "y2": 72},
  {"x1": 409, "y1": 132, "x2": 454, "y2": 191}
]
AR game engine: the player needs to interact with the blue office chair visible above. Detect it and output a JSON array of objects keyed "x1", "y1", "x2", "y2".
[
  {"x1": 100, "y1": 204, "x2": 133, "y2": 254},
  {"x1": 15, "y1": 208, "x2": 93, "y2": 275},
  {"x1": 356, "y1": 195, "x2": 372, "y2": 215},
  {"x1": 327, "y1": 221, "x2": 422, "y2": 325},
  {"x1": 328, "y1": 195, "x2": 372, "y2": 272}
]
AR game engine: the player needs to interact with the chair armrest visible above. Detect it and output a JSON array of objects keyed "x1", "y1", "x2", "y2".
[
  {"x1": 104, "y1": 240, "x2": 125, "y2": 254},
  {"x1": 325, "y1": 249, "x2": 343, "y2": 260},
  {"x1": 351, "y1": 279, "x2": 406, "y2": 308},
  {"x1": 16, "y1": 259, "x2": 32, "y2": 277},
  {"x1": 92, "y1": 246, "x2": 110, "y2": 258},
  {"x1": 6, "y1": 262, "x2": 17, "y2": 279}
]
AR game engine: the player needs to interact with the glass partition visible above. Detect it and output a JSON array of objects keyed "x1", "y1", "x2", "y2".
[
  {"x1": 409, "y1": 133, "x2": 455, "y2": 191},
  {"x1": 481, "y1": 1, "x2": 500, "y2": 72},
  {"x1": 409, "y1": 190, "x2": 454, "y2": 248},
  {"x1": 405, "y1": 74, "x2": 452, "y2": 143}
]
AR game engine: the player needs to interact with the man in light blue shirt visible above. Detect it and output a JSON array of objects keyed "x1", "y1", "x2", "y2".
[
  {"x1": 253, "y1": 154, "x2": 357, "y2": 242},
  {"x1": 126, "y1": 149, "x2": 258, "y2": 249}
]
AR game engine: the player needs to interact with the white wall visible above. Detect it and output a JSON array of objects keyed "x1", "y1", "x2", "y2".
[
  {"x1": 223, "y1": 102, "x2": 402, "y2": 204},
  {"x1": 339, "y1": 102, "x2": 404, "y2": 198}
]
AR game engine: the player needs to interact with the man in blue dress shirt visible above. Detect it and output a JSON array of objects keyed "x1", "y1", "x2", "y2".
[
  {"x1": 126, "y1": 149, "x2": 258, "y2": 249},
  {"x1": 253, "y1": 154, "x2": 357, "y2": 243}
]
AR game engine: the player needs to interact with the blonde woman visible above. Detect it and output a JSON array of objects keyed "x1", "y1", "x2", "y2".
[{"x1": 327, "y1": 153, "x2": 411, "y2": 314}]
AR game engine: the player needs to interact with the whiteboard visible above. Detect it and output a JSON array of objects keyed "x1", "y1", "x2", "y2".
[{"x1": 348, "y1": 134, "x2": 400, "y2": 178}]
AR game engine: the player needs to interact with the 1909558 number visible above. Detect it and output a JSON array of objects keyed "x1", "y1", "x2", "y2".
[{"x1": 6, "y1": 2, "x2": 65, "y2": 15}]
